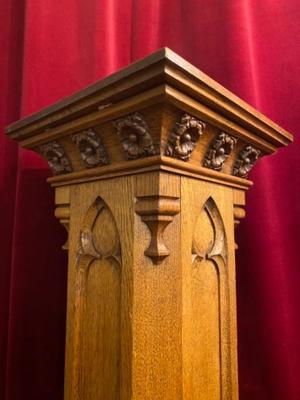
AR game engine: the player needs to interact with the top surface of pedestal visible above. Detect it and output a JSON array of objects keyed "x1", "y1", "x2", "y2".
[{"x1": 5, "y1": 48, "x2": 293, "y2": 188}]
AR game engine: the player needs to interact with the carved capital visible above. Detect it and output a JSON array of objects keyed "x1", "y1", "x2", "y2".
[
  {"x1": 72, "y1": 129, "x2": 109, "y2": 168},
  {"x1": 113, "y1": 112, "x2": 157, "y2": 160},
  {"x1": 135, "y1": 195, "x2": 180, "y2": 264},
  {"x1": 233, "y1": 145, "x2": 261, "y2": 178},
  {"x1": 39, "y1": 141, "x2": 72, "y2": 175},
  {"x1": 204, "y1": 132, "x2": 236, "y2": 171}
]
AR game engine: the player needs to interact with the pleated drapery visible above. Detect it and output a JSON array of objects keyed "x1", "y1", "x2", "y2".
[{"x1": 1, "y1": 1, "x2": 300, "y2": 399}]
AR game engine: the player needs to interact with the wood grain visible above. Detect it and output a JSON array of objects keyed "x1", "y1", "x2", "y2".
[{"x1": 6, "y1": 48, "x2": 292, "y2": 400}]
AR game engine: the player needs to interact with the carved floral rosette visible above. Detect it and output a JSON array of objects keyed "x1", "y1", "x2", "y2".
[
  {"x1": 113, "y1": 112, "x2": 157, "y2": 160},
  {"x1": 204, "y1": 132, "x2": 237, "y2": 171},
  {"x1": 39, "y1": 141, "x2": 72, "y2": 175},
  {"x1": 165, "y1": 114, "x2": 206, "y2": 161},
  {"x1": 72, "y1": 129, "x2": 109, "y2": 168},
  {"x1": 233, "y1": 145, "x2": 261, "y2": 178}
]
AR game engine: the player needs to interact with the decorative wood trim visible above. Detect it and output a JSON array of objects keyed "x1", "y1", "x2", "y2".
[
  {"x1": 204, "y1": 132, "x2": 237, "y2": 171},
  {"x1": 39, "y1": 141, "x2": 72, "y2": 175},
  {"x1": 49, "y1": 155, "x2": 253, "y2": 191},
  {"x1": 72, "y1": 129, "x2": 109, "y2": 168},
  {"x1": 135, "y1": 195, "x2": 180, "y2": 264},
  {"x1": 72, "y1": 197, "x2": 121, "y2": 400},
  {"x1": 72, "y1": 198, "x2": 103, "y2": 400},
  {"x1": 192, "y1": 197, "x2": 227, "y2": 263},
  {"x1": 6, "y1": 48, "x2": 292, "y2": 150},
  {"x1": 191, "y1": 197, "x2": 231, "y2": 398},
  {"x1": 233, "y1": 145, "x2": 261, "y2": 178},
  {"x1": 113, "y1": 112, "x2": 157, "y2": 159},
  {"x1": 165, "y1": 113, "x2": 206, "y2": 161}
]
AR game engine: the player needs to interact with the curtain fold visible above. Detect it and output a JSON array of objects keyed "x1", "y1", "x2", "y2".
[
  {"x1": 1, "y1": 1, "x2": 299, "y2": 399},
  {"x1": 0, "y1": 1, "x2": 24, "y2": 399}
]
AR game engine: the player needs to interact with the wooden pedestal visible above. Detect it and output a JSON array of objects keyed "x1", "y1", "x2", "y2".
[{"x1": 6, "y1": 48, "x2": 292, "y2": 400}]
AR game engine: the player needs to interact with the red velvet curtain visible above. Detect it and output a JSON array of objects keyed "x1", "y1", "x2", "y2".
[{"x1": 1, "y1": 1, "x2": 299, "y2": 399}]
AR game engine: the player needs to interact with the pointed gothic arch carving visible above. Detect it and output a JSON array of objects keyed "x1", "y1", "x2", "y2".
[
  {"x1": 192, "y1": 196, "x2": 227, "y2": 264},
  {"x1": 71, "y1": 197, "x2": 121, "y2": 400},
  {"x1": 191, "y1": 197, "x2": 232, "y2": 399}
]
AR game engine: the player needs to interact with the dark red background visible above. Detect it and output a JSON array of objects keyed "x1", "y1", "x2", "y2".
[{"x1": 1, "y1": 1, "x2": 300, "y2": 399}]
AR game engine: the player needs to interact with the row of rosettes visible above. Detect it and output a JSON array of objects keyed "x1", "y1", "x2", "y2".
[{"x1": 38, "y1": 112, "x2": 261, "y2": 178}]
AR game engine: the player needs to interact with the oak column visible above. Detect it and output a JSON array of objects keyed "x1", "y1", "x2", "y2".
[{"x1": 6, "y1": 48, "x2": 292, "y2": 400}]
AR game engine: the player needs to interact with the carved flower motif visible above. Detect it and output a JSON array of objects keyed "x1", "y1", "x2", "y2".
[
  {"x1": 165, "y1": 114, "x2": 206, "y2": 161},
  {"x1": 113, "y1": 113, "x2": 156, "y2": 160},
  {"x1": 72, "y1": 129, "x2": 109, "y2": 168},
  {"x1": 204, "y1": 132, "x2": 236, "y2": 171},
  {"x1": 233, "y1": 145, "x2": 261, "y2": 178},
  {"x1": 39, "y1": 141, "x2": 72, "y2": 175}
]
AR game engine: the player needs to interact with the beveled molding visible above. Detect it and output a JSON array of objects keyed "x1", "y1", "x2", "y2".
[{"x1": 5, "y1": 48, "x2": 292, "y2": 187}]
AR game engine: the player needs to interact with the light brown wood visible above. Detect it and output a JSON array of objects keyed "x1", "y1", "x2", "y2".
[{"x1": 6, "y1": 48, "x2": 292, "y2": 399}]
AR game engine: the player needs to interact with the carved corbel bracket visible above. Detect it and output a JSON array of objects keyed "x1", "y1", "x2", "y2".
[
  {"x1": 135, "y1": 195, "x2": 180, "y2": 264},
  {"x1": 55, "y1": 204, "x2": 70, "y2": 250},
  {"x1": 233, "y1": 205, "x2": 246, "y2": 249}
]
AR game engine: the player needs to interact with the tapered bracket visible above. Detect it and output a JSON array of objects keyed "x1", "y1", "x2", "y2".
[{"x1": 135, "y1": 195, "x2": 180, "y2": 264}]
